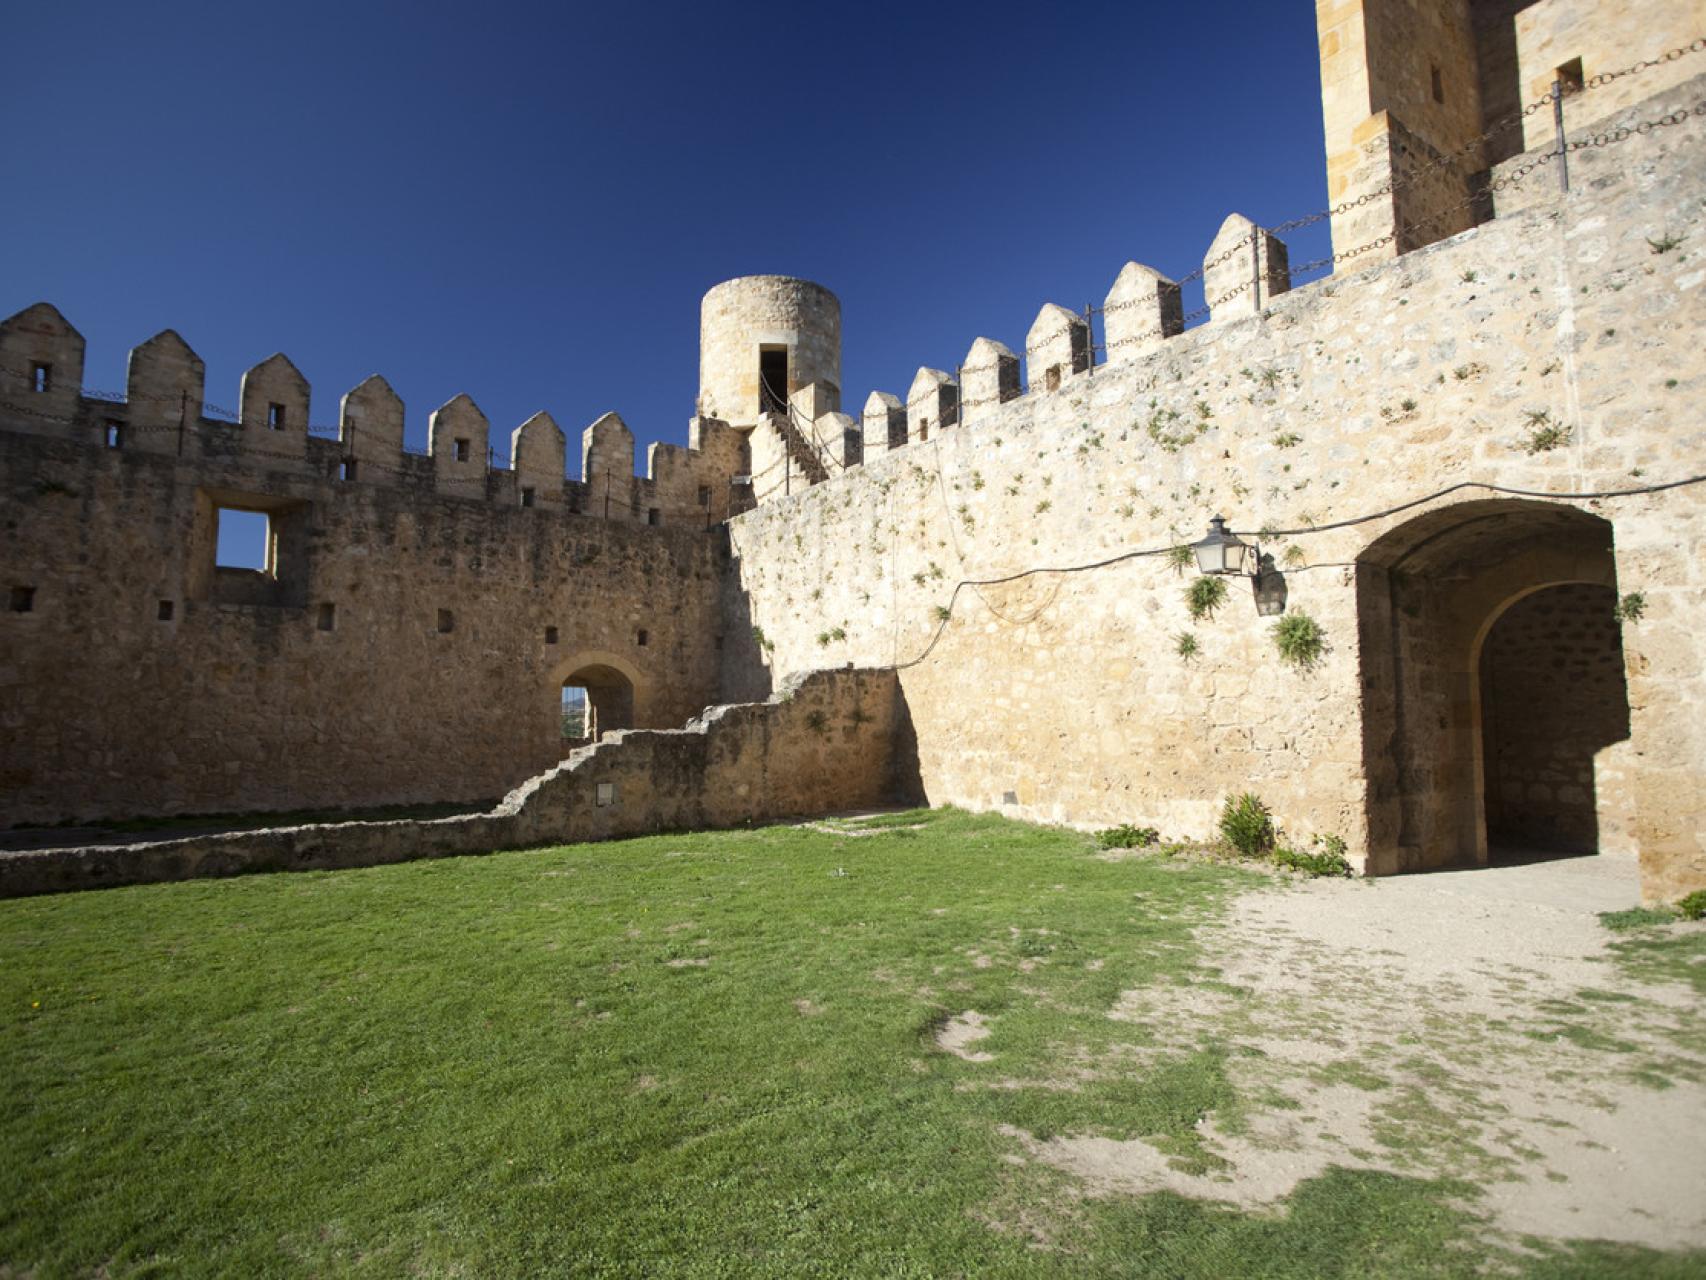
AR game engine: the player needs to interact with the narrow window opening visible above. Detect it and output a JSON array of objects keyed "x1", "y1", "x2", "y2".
[
  {"x1": 9, "y1": 585, "x2": 35, "y2": 613},
  {"x1": 521, "y1": 487, "x2": 536, "y2": 508},
  {"x1": 157, "y1": 600, "x2": 175, "y2": 621},
  {"x1": 636, "y1": 628, "x2": 649, "y2": 647},
  {"x1": 316, "y1": 602, "x2": 336, "y2": 632},
  {"x1": 561, "y1": 684, "x2": 589, "y2": 740},
  {"x1": 267, "y1": 402, "x2": 286, "y2": 429},
  {"x1": 104, "y1": 421, "x2": 122, "y2": 449},
  {"x1": 1045, "y1": 365, "x2": 1062, "y2": 392},
  {"x1": 697, "y1": 485, "x2": 710, "y2": 507},
  {"x1": 647, "y1": 508, "x2": 661, "y2": 526},
  {"x1": 454, "y1": 437, "x2": 471, "y2": 462},
  {"x1": 714, "y1": 634, "x2": 724, "y2": 651},
  {"x1": 29, "y1": 363, "x2": 51, "y2": 393},
  {"x1": 437, "y1": 608, "x2": 454, "y2": 634},
  {"x1": 759, "y1": 347, "x2": 789, "y2": 415},
  {"x1": 916, "y1": 418, "x2": 929, "y2": 441},
  {"x1": 1430, "y1": 64, "x2": 1444, "y2": 103},
  {"x1": 1556, "y1": 57, "x2": 1584, "y2": 95},
  {"x1": 544, "y1": 625, "x2": 559, "y2": 645},
  {"x1": 215, "y1": 508, "x2": 274, "y2": 574},
  {"x1": 338, "y1": 459, "x2": 357, "y2": 482}
]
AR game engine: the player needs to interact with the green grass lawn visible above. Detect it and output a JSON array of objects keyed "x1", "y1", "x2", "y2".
[{"x1": 0, "y1": 810, "x2": 1690, "y2": 1277}]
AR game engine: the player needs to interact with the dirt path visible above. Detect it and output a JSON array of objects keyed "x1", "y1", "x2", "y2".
[{"x1": 1020, "y1": 855, "x2": 1706, "y2": 1250}]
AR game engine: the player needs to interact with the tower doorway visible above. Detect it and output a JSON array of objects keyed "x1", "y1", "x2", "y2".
[{"x1": 759, "y1": 347, "x2": 788, "y2": 415}]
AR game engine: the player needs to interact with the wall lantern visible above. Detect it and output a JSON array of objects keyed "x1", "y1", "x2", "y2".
[
  {"x1": 1191, "y1": 516, "x2": 1289, "y2": 616},
  {"x1": 1191, "y1": 515, "x2": 1254, "y2": 576}
]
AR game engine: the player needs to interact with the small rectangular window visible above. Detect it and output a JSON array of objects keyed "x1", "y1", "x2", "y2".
[
  {"x1": 647, "y1": 508, "x2": 661, "y2": 526},
  {"x1": 521, "y1": 487, "x2": 536, "y2": 508},
  {"x1": 916, "y1": 418, "x2": 929, "y2": 441},
  {"x1": 1557, "y1": 57, "x2": 1584, "y2": 95},
  {"x1": 316, "y1": 602, "x2": 336, "y2": 632},
  {"x1": 29, "y1": 363, "x2": 51, "y2": 393},
  {"x1": 454, "y1": 437, "x2": 470, "y2": 462},
  {"x1": 1045, "y1": 366, "x2": 1061, "y2": 392},
  {"x1": 636, "y1": 628, "x2": 648, "y2": 647},
  {"x1": 697, "y1": 486, "x2": 710, "y2": 507},
  {"x1": 157, "y1": 600, "x2": 175, "y2": 621},
  {"x1": 104, "y1": 421, "x2": 122, "y2": 449},
  {"x1": 437, "y1": 608, "x2": 454, "y2": 634},
  {"x1": 267, "y1": 402, "x2": 286, "y2": 429},
  {"x1": 1430, "y1": 64, "x2": 1443, "y2": 103},
  {"x1": 9, "y1": 585, "x2": 35, "y2": 613},
  {"x1": 215, "y1": 508, "x2": 273, "y2": 574},
  {"x1": 338, "y1": 459, "x2": 356, "y2": 481},
  {"x1": 544, "y1": 625, "x2": 559, "y2": 645}
]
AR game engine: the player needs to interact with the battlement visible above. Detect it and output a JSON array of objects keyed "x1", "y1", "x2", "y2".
[{"x1": 0, "y1": 306, "x2": 747, "y2": 530}]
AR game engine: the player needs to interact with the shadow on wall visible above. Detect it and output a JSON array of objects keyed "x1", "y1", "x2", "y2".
[{"x1": 718, "y1": 547, "x2": 774, "y2": 705}]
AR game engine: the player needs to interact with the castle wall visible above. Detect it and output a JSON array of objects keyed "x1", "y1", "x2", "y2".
[
  {"x1": 0, "y1": 389, "x2": 730, "y2": 826},
  {"x1": 721, "y1": 100, "x2": 1706, "y2": 900}
]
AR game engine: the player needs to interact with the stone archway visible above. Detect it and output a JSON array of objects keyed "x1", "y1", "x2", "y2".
[
  {"x1": 549, "y1": 650, "x2": 649, "y2": 750},
  {"x1": 1355, "y1": 500, "x2": 1631, "y2": 875}
]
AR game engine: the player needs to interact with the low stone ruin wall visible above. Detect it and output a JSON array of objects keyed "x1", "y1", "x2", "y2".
[{"x1": 0, "y1": 669, "x2": 911, "y2": 897}]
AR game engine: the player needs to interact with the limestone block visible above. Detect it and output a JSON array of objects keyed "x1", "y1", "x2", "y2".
[
  {"x1": 1204, "y1": 214, "x2": 1290, "y2": 321},
  {"x1": 512, "y1": 411, "x2": 566, "y2": 509},
  {"x1": 960, "y1": 338, "x2": 1020, "y2": 427},
  {"x1": 0, "y1": 302, "x2": 85, "y2": 440},
  {"x1": 339, "y1": 374, "x2": 404, "y2": 484},
  {"x1": 790, "y1": 381, "x2": 836, "y2": 423},
  {"x1": 1103, "y1": 263, "x2": 1183, "y2": 362},
  {"x1": 239, "y1": 354, "x2": 310, "y2": 460},
  {"x1": 127, "y1": 330, "x2": 206, "y2": 454},
  {"x1": 1024, "y1": 303, "x2": 1090, "y2": 392},
  {"x1": 862, "y1": 391, "x2": 906, "y2": 456},
  {"x1": 907, "y1": 368, "x2": 958, "y2": 442},
  {"x1": 430, "y1": 394, "x2": 490, "y2": 496}
]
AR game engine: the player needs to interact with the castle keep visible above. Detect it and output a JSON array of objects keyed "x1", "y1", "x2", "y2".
[{"x1": 2, "y1": 0, "x2": 1703, "y2": 904}]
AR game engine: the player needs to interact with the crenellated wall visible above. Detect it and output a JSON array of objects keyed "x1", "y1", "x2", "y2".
[
  {"x1": 0, "y1": 319, "x2": 742, "y2": 825},
  {"x1": 719, "y1": 90, "x2": 1706, "y2": 902}
]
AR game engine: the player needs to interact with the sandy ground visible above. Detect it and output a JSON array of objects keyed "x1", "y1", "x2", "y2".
[{"x1": 1007, "y1": 854, "x2": 1706, "y2": 1251}]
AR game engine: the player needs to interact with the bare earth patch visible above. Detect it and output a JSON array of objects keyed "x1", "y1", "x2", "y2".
[
  {"x1": 938, "y1": 1010, "x2": 996, "y2": 1061},
  {"x1": 1005, "y1": 855, "x2": 1706, "y2": 1251}
]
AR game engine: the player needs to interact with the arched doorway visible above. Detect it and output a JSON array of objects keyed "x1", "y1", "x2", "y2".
[
  {"x1": 1355, "y1": 500, "x2": 1632, "y2": 874},
  {"x1": 557, "y1": 663, "x2": 636, "y2": 751}
]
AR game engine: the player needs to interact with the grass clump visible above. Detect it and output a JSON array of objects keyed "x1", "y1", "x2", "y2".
[
  {"x1": 1614, "y1": 592, "x2": 1647, "y2": 623},
  {"x1": 1175, "y1": 632, "x2": 1199, "y2": 662},
  {"x1": 1274, "y1": 834, "x2": 1353, "y2": 878},
  {"x1": 1677, "y1": 890, "x2": 1706, "y2": 921},
  {"x1": 1096, "y1": 824, "x2": 1160, "y2": 850},
  {"x1": 1186, "y1": 575, "x2": 1228, "y2": 621},
  {"x1": 1218, "y1": 792, "x2": 1275, "y2": 859},
  {"x1": 1272, "y1": 610, "x2": 1327, "y2": 669},
  {"x1": 1600, "y1": 906, "x2": 1676, "y2": 931}
]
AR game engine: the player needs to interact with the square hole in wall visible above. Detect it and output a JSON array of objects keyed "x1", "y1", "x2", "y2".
[
  {"x1": 545, "y1": 625, "x2": 559, "y2": 645},
  {"x1": 636, "y1": 628, "x2": 648, "y2": 647},
  {"x1": 1430, "y1": 63, "x2": 1443, "y2": 103},
  {"x1": 647, "y1": 508, "x2": 661, "y2": 526},
  {"x1": 215, "y1": 508, "x2": 274, "y2": 574},
  {"x1": 267, "y1": 402, "x2": 286, "y2": 429},
  {"x1": 437, "y1": 608, "x2": 454, "y2": 634},
  {"x1": 1045, "y1": 366, "x2": 1061, "y2": 392},
  {"x1": 10, "y1": 585, "x2": 35, "y2": 613},
  {"x1": 104, "y1": 421, "x2": 122, "y2": 449},
  {"x1": 521, "y1": 487, "x2": 536, "y2": 508},
  {"x1": 317, "y1": 602, "x2": 336, "y2": 632},
  {"x1": 29, "y1": 363, "x2": 51, "y2": 393},
  {"x1": 454, "y1": 437, "x2": 470, "y2": 462},
  {"x1": 1002, "y1": 790, "x2": 1019, "y2": 805},
  {"x1": 697, "y1": 486, "x2": 710, "y2": 507},
  {"x1": 595, "y1": 781, "x2": 615, "y2": 807},
  {"x1": 1557, "y1": 56, "x2": 1584, "y2": 95},
  {"x1": 337, "y1": 459, "x2": 357, "y2": 482},
  {"x1": 158, "y1": 600, "x2": 175, "y2": 621}
]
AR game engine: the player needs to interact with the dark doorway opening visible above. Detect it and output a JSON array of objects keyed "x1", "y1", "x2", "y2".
[
  {"x1": 561, "y1": 665, "x2": 636, "y2": 750},
  {"x1": 1479, "y1": 583, "x2": 1630, "y2": 858},
  {"x1": 759, "y1": 348, "x2": 788, "y2": 415}
]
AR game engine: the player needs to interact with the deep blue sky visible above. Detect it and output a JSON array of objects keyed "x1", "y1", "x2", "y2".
[{"x1": 2, "y1": 1, "x2": 1334, "y2": 466}]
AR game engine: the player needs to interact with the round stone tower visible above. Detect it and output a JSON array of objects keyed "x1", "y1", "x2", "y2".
[{"x1": 698, "y1": 276, "x2": 841, "y2": 425}]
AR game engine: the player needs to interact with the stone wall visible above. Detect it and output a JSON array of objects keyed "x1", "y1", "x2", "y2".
[
  {"x1": 0, "y1": 425, "x2": 729, "y2": 826},
  {"x1": 720, "y1": 97, "x2": 1706, "y2": 901},
  {"x1": 0, "y1": 669, "x2": 909, "y2": 897}
]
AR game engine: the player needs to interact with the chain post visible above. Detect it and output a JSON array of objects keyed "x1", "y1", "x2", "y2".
[
  {"x1": 1083, "y1": 305, "x2": 1095, "y2": 376},
  {"x1": 176, "y1": 391, "x2": 187, "y2": 456},
  {"x1": 1249, "y1": 224, "x2": 1262, "y2": 311},
  {"x1": 1552, "y1": 78, "x2": 1570, "y2": 192}
]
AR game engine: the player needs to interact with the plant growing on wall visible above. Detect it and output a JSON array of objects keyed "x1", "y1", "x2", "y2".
[
  {"x1": 1272, "y1": 610, "x2": 1326, "y2": 669},
  {"x1": 751, "y1": 625, "x2": 775, "y2": 653},
  {"x1": 1218, "y1": 793, "x2": 1274, "y2": 858},
  {"x1": 1167, "y1": 545, "x2": 1194, "y2": 576},
  {"x1": 1186, "y1": 576, "x2": 1228, "y2": 621},
  {"x1": 1175, "y1": 632, "x2": 1199, "y2": 662},
  {"x1": 1614, "y1": 592, "x2": 1647, "y2": 623}
]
